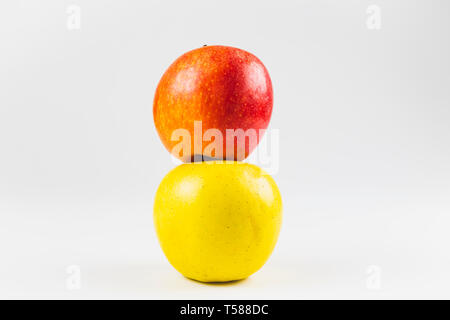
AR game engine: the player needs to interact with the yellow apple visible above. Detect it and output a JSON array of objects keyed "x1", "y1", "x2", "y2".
[{"x1": 153, "y1": 161, "x2": 282, "y2": 282}]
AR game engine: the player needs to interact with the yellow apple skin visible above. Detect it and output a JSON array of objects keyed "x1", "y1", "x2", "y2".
[{"x1": 153, "y1": 161, "x2": 282, "y2": 282}]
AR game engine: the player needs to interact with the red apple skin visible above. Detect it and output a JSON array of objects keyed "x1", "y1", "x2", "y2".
[{"x1": 153, "y1": 45, "x2": 273, "y2": 162}]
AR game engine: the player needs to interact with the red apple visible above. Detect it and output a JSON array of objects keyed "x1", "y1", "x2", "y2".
[{"x1": 153, "y1": 45, "x2": 273, "y2": 162}]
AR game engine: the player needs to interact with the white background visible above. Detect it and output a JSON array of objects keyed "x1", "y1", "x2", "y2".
[{"x1": 1, "y1": 0, "x2": 450, "y2": 299}]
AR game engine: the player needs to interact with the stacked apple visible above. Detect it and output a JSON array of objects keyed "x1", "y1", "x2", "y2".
[{"x1": 153, "y1": 45, "x2": 282, "y2": 282}]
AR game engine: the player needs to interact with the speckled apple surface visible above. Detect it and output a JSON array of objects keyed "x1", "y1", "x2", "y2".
[
  {"x1": 153, "y1": 162, "x2": 282, "y2": 282},
  {"x1": 153, "y1": 45, "x2": 273, "y2": 162}
]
